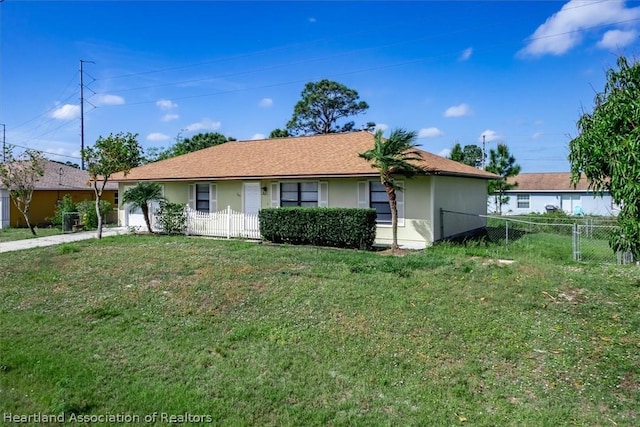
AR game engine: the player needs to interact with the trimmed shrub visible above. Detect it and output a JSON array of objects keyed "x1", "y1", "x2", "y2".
[
  {"x1": 155, "y1": 202, "x2": 187, "y2": 235},
  {"x1": 259, "y1": 207, "x2": 377, "y2": 250}
]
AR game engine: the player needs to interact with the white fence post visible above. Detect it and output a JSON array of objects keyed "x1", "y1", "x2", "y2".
[{"x1": 226, "y1": 205, "x2": 231, "y2": 239}]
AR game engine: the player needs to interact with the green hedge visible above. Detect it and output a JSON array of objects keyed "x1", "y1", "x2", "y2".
[{"x1": 259, "y1": 207, "x2": 377, "y2": 250}]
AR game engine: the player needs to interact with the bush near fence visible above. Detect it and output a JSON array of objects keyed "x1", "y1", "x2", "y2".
[
  {"x1": 155, "y1": 202, "x2": 187, "y2": 235},
  {"x1": 259, "y1": 207, "x2": 377, "y2": 250}
]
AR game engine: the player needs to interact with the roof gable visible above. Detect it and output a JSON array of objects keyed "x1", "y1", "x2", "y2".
[
  {"x1": 506, "y1": 173, "x2": 594, "y2": 192},
  {"x1": 114, "y1": 131, "x2": 499, "y2": 182},
  {"x1": 2, "y1": 160, "x2": 116, "y2": 191}
]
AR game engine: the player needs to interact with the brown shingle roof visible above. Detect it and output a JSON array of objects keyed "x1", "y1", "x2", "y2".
[
  {"x1": 114, "y1": 131, "x2": 499, "y2": 182},
  {"x1": 0, "y1": 160, "x2": 117, "y2": 191},
  {"x1": 506, "y1": 172, "x2": 593, "y2": 192}
]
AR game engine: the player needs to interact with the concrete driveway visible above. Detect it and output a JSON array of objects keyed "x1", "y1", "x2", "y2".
[{"x1": 0, "y1": 227, "x2": 129, "y2": 253}]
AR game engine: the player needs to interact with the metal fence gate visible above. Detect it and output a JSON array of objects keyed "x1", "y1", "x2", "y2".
[{"x1": 573, "y1": 224, "x2": 634, "y2": 264}]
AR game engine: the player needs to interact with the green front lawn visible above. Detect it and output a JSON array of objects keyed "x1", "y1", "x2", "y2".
[
  {"x1": 0, "y1": 227, "x2": 61, "y2": 243},
  {"x1": 0, "y1": 235, "x2": 638, "y2": 425}
]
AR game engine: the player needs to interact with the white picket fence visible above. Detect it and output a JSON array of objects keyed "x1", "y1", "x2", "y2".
[{"x1": 184, "y1": 206, "x2": 261, "y2": 239}]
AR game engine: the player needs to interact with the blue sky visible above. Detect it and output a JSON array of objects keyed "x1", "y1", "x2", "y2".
[{"x1": 2, "y1": 0, "x2": 640, "y2": 172}]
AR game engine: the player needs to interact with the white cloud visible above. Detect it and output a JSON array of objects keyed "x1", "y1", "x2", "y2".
[
  {"x1": 147, "y1": 132, "x2": 170, "y2": 142},
  {"x1": 418, "y1": 127, "x2": 444, "y2": 138},
  {"x1": 444, "y1": 103, "x2": 471, "y2": 118},
  {"x1": 438, "y1": 148, "x2": 451, "y2": 158},
  {"x1": 259, "y1": 98, "x2": 273, "y2": 108},
  {"x1": 161, "y1": 113, "x2": 179, "y2": 122},
  {"x1": 478, "y1": 129, "x2": 501, "y2": 143},
  {"x1": 184, "y1": 118, "x2": 221, "y2": 132},
  {"x1": 94, "y1": 94, "x2": 125, "y2": 106},
  {"x1": 251, "y1": 133, "x2": 266, "y2": 140},
  {"x1": 51, "y1": 104, "x2": 80, "y2": 120},
  {"x1": 374, "y1": 123, "x2": 389, "y2": 132},
  {"x1": 518, "y1": 0, "x2": 640, "y2": 57},
  {"x1": 532, "y1": 131, "x2": 544, "y2": 140},
  {"x1": 156, "y1": 99, "x2": 177, "y2": 110},
  {"x1": 459, "y1": 47, "x2": 473, "y2": 61},
  {"x1": 597, "y1": 29, "x2": 638, "y2": 49}
]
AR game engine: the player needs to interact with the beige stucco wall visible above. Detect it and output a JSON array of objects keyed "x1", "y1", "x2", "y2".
[
  {"x1": 373, "y1": 177, "x2": 434, "y2": 249},
  {"x1": 162, "y1": 182, "x2": 188, "y2": 205},
  {"x1": 266, "y1": 177, "x2": 434, "y2": 249},
  {"x1": 431, "y1": 176, "x2": 488, "y2": 240},
  {"x1": 117, "y1": 177, "x2": 448, "y2": 248}
]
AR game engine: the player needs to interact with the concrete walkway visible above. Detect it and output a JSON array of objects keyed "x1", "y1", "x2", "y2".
[{"x1": 0, "y1": 227, "x2": 129, "y2": 253}]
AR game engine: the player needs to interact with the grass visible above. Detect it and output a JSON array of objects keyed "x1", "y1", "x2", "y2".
[
  {"x1": 1, "y1": 235, "x2": 639, "y2": 425},
  {"x1": 0, "y1": 227, "x2": 62, "y2": 243}
]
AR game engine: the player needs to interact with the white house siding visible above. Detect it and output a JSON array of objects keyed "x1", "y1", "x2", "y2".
[
  {"x1": 496, "y1": 192, "x2": 618, "y2": 216},
  {"x1": 433, "y1": 176, "x2": 488, "y2": 241},
  {"x1": 494, "y1": 193, "x2": 561, "y2": 215}
]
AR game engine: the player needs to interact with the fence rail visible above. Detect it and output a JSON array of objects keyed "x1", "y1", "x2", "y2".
[
  {"x1": 184, "y1": 206, "x2": 260, "y2": 240},
  {"x1": 441, "y1": 209, "x2": 635, "y2": 265}
]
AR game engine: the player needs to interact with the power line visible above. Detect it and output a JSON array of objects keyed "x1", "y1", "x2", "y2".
[
  {"x1": 5, "y1": 142, "x2": 83, "y2": 160},
  {"x1": 94, "y1": 9, "x2": 479, "y2": 82},
  {"x1": 94, "y1": 0, "x2": 610, "y2": 83},
  {"x1": 96, "y1": 28, "x2": 487, "y2": 95},
  {"x1": 11, "y1": 71, "x2": 79, "y2": 132},
  {"x1": 5, "y1": 0, "x2": 631, "y2": 153},
  {"x1": 88, "y1": 16, "x2": 640, "y2": 108}
]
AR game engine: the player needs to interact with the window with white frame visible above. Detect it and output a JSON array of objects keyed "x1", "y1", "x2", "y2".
[
  {"x1": 188, "y1": 183, "x2": 217, "y2": 213},
  {"x1": 517, "y1": 194, "x2": 530, "y2": 209},
  {"x1": 280, "y1": 182, "x2": 318, "y2": 207},
  {"x1": 370, "y1": 181, "x2": 392, "y2": 223},
  {"x1": 196, "y1": 183, "x2": 211, "y2": 212},
  {"x1": 358, "y1": 180, "x2": 404, "y2": 226}
]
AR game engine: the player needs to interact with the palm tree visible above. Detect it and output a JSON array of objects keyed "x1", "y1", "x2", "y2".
[
  {"x1": 359, "y1": 128, "x2": 424, "y2": 251},
  {"x1": 122, "y1": 182, "x2": 164, "y2": 233}
]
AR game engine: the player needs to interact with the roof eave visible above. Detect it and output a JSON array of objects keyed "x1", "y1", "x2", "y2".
[{"x1": 113, "y1": 172, "x2": 385, "y2": 182}]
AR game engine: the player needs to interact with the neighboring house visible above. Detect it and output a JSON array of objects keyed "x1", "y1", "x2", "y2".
[
  {"x1": 112, "y1": 131, "x2": 498, "y2": 248},
  {"x1": 489, "y1": 172, "x2": 620, "y2": 216},
  {"x1": 0, "y1": 160, "x2": 118, "y2": 228}
]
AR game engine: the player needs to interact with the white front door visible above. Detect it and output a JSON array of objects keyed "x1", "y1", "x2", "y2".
[
  {"x1": 243, "y1": 183, "x2": 261, "y2": 230},
  {"x1": 561, "y1": 194, "x2": 580, "y2": 214},
  {"x1": 124, "y1": 186, "x2": 145, "y2": 229}
]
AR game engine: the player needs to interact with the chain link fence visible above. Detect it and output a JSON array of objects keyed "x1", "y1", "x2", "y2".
[{"x1": 441, "y1": 210, "x2": 635, "y2": 265}]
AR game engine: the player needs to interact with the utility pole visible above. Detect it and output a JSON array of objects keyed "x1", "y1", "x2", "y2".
[
  {"x1": 1, "y1": 123, "x2": 5, "y2": 162},
  {"x1": 482, "y1": 134, "x2": 486, "y2": 169},
  {"x1": 80, "y1": 60, "x2": 94, "y2": 170}
]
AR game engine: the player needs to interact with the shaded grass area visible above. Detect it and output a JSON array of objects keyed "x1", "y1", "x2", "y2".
[
  {"x1": 0, "y1": 227, "x2": 61, "y2": 243},
  {"x1": 1, "y1": 235, "x2": 639, "y2": 425}
]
